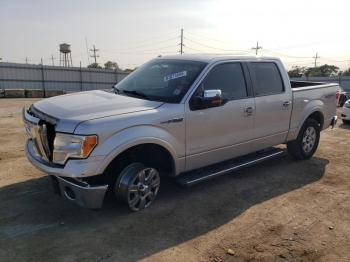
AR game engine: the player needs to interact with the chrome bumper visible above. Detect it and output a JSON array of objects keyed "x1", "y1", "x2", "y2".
[
  {"x1": 331, "y1": 115, "x2": 338, "y2": 128},
  {"x1": 50, "y1": 176, "x2": 108, "y2": 209}
]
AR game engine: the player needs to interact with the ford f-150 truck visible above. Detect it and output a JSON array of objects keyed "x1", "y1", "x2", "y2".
[{"x1": 23, "y1": 55, "x2": 339, "y2": 211}]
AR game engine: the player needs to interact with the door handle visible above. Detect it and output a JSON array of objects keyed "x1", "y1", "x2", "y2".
[
  {"x1": 282, "y1": 101, "x2": 291, "y2": 107},
  {"x1": 244, "y1": 106, "x2": 253, "y2": 116}
]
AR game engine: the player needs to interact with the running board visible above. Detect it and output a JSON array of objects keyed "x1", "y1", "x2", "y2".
[{"x1": 176, "y1": 147, "x2": 285, "y2": 187}]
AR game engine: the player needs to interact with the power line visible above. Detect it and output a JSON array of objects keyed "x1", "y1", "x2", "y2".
[
  {"x1": 184, "y1": 37, "x2": 249, "y2": 52},
  {"x1": 99, "y1": 32, "x2": 179, "y2": 53},
  {"x1": 184, "y1": 45, "x2": 207, "y2": 53},
  {"x1": 269, "y1": 35, "x2": 350, "y2": 51},
  {"x1": 263, "y1": 49, "x2": 311, "y2": 59},
  {"x1": 284, "y1": 60, "x2": 314, "y2": 65},
  {"x1": 185, "y1": 45, "x2": 251, "y2": 55},
  {"x1": 128, "y1": 36, "x2": 178, "y2": 50},
  {"x1": 319, "y1": 57, "x2": 350, "y2": 63},
  {"x1": 93, "y1": 36, "x2": 178, "y2": 55},
  {"x1": 90, "y1": 45, "x2": 99, "y2": 64},
  {"x1": 252, "y1": 41, "x2": 262, "y2": 55},
  {"x1": 100, "y1": 44, "x2": 177, "y2": 55},
  {"x1": 186, "y1": 31, "x2": 231, "y2": 45},
  {"x1": 118, "y1": 30, "x2": 178, "y2": 48}
]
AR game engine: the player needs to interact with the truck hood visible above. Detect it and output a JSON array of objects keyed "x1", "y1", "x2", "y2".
[{"x1": 33, "y1": 90, "x2": 163, "y2": 132}]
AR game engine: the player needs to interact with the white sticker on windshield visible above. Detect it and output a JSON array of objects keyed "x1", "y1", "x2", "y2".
[{"x1": 164, "y1": 71, "x2": 187, "y2": 82}]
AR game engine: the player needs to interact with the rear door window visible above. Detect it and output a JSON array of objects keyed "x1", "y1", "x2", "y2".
[{"x1": 250, "y1": 62, "x2": 284, "y2": 96}]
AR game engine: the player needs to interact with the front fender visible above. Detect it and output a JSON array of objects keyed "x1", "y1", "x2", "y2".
[{"x1": 93, "y1": 125, "x2": 185, "y2": 176}]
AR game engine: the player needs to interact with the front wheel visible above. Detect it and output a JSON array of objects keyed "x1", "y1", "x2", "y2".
[
  {"x1": 287, "y1": 118, "x2": 320, "y2": 160},
  {"x1": 115, "y1": 163, "x2": 160, "y2": 212}
]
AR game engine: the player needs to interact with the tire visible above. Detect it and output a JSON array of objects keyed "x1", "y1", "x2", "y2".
[
  {"x1": 115, "y1": 162, "x2": 160, "y2": 212},
  {"x1": 343, "y1": 119, "x2": 350, "y2": 125},
  {"x1": 339, "y1": 95, "x2": 347, "y2": 107},
  {"x1": 287, "y1": 118, "x2": 320, "y2": 160}
]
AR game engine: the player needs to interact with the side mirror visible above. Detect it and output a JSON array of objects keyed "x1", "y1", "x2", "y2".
[
  {"x1": 190, "y1": 89, "x2": 222, "y2": 110},
  {"x1": 203, "y1": 90, "x2": 222, "y2": 107}
]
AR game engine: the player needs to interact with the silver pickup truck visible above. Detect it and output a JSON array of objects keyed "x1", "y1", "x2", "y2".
[{"x1": 23, "y1": 55, "x2": 339, "y2": 211}]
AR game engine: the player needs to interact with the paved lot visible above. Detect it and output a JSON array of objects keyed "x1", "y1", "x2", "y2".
[{"x1": 0, "y1": 98, "x2": 349, "y2": 262}]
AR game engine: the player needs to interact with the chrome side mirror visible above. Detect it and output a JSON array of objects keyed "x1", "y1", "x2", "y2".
[
  {"x1": 203, "y1": 89, "x2": 222, "y2": 107},
  {"x1": 203, "y1": 89, "x2": 222, "y2": 99},
  {"x1": 190, "y1": 89, "x2": 223, "y2": 110}
]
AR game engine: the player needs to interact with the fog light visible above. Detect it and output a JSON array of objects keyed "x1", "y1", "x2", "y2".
[{"x1": 64, "y1": 187, "x2": 76, "y2": 200}]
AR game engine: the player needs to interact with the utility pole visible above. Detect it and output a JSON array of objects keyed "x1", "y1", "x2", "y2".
[
  {"x1": 90, "y1": 45, "x2": 99, "y2": 64},
  {"x1": 25, "y1": 57, "x2": 28, "y2": 64},
  {"x1": 179, "y1": 28, "x2": 184, "y2": 55},
  {"x1": 51, "y1": 55, "x2": 56, "y2": 66},
  {"x1": 252, "y1": 41, "x2": 262, "y2": 55},
  {"x1": 313, "y1": 52, "x2": 320, "y2": 67}
]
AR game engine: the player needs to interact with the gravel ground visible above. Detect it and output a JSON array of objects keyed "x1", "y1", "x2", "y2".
[{"x1": 0, "y1": 98, "x2": 349, "y2": 262}]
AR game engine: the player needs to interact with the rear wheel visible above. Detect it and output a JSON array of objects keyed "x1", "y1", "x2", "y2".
[
  {"x1": 115, "y1": 163, "x2": 160, "y2": 212},
  {"x1": 287, "y1": 118, "x2": 320, "y2": 160}
]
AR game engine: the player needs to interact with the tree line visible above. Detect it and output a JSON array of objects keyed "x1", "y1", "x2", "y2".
[
  {"x1": 288, "y1": 64, "x2": 350, "y2": 78},
  {"x1": 87, "y1": 61, "x2": 135, "y2": 73}
]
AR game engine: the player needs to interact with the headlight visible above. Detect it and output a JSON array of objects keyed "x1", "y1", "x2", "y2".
[
  {"x1": 345, "y1": 101, "x2": 350, "y2": 108},
  {"x1": 53, "y1": 133, "x2": 98, "y2": 165}
]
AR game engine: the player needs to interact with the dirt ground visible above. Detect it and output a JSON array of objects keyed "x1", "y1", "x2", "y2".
[{"x1": 0, "y1": 98, "x2": 349, "y2": 262}]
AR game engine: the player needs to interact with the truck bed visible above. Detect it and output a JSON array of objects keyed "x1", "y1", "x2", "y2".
[
  {"x1": 289, "y1": 81, "x2": 339, "y2": 137},
  {"x1": 291, "y1": 80, "x2": 339, "y2": 93}
]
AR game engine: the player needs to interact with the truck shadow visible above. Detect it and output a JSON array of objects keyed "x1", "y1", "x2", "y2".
[{"x1": 0, "y1": 154, "x2": 328, "y2": 262}]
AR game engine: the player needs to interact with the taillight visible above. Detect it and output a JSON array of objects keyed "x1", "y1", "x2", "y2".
[{"x1": 336, "y1": 90, "x2": 340, "y2": 105}]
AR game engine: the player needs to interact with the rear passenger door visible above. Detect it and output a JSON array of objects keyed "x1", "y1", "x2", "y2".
[{"x1": 248, "y1": 62, "x2": 293, "y2": 151}]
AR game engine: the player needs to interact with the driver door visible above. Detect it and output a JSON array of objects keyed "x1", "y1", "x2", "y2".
[{"x1": 185, "y1": 62, "x2": 255, "y2": 171}]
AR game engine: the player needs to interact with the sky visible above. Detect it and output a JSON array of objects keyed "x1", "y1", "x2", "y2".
[{"x1": 1, "y1": 0, "x2": 350, "y2": 70}]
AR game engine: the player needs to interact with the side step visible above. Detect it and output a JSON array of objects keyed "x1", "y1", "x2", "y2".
[{"x1": 176, "y1": 147, "x2": 285, "y2": 187}]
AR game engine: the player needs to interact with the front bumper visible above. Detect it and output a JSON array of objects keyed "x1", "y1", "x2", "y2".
[
  {"x1": 26, "y1": 140, "x2": 108, "y2": 209},
  {"x1": 50, "y1": 176, "x2": 108, "y2": 209}
]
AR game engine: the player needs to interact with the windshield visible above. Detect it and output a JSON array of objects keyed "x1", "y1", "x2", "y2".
[{"x1": 114, "y1": 59, "x2": 207, "y2": 103}]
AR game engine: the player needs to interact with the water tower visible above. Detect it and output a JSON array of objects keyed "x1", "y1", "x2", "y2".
[{"x1": 59, "y1": 43, "x2": 73, "y2": 67}]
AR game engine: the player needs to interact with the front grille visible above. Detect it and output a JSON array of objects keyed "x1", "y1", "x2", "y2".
[
  {"x1": 32, "y1": 124, "x2": 51, "y2": 161},
  {"x1": 25, "y1": 106, "x2": 56, "y2": 162}
]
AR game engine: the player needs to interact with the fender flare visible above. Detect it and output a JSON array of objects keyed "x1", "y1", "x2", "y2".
[
  {"x1": 293, "y1": 108, "x2": 324, "y2": 140},
  {"x1": 95, "y1": 136, "x2": 183, "y2": 176}
]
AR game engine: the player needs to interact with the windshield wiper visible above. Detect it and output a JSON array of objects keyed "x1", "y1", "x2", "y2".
[{"x1": 121, "y1": 90, "x2": 150, "y2": 99}]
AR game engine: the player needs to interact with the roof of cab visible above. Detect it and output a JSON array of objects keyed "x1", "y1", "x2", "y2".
[{"x1": 156, "y1": 54, "x2": 281, "y2": 63}]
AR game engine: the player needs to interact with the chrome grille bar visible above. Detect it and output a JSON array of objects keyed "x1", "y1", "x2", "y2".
[
  {"x1": 39, "y1": 124, "x2": 51, "y2": 160},
  {"x1": 23, "y1": 107, "x2": 50, "y2": 162}
]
